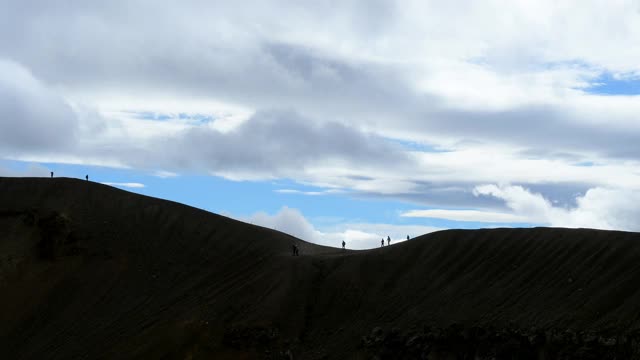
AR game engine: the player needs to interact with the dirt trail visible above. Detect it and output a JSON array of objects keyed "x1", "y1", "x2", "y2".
[{"x1": 2, "y1": 177, "x2": 640, "y2": 359}]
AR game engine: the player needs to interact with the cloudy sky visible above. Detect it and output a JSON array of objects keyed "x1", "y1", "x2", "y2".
[{"x1": 2, "y1": 0, "x2": 640, "y2": 248}]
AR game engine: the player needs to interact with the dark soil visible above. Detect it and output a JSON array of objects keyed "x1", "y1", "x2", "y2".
[{"x1": 2, "y1": 177, "x2": 640, "y2": 359}]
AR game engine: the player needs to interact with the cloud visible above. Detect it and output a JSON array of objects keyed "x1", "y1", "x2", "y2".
[
  {"x1": 473, "y1": 184, "x2": 640, "y2": 231},
  {"x1": 418, "y1": 99, "x2": 640, "y2": 160},
  {"x1": 101, "y1": 182, "x2": 145, "y2": 189},
  {"x1": 2, "y1": 1, "x2": 640, "y2": 233},
  {"x1": 4, "y1": 1, "x2": 640, "y2": 163},
  {"x1": 121, "y1": 109, "x2": 411, "y2": 177},
  {"x1": 242, "y1": 206, "x2": 441, "y2": 249},
  {"x1": 274, "y1": 188, "x2": 343, "y2": 196},
  {"x1": 0, "y1": 59, "x2": 78, "y2": 156},
  {"x1": 245, "y1": 206, "x2": 320, "y2": 243},
  {"x1": 401, "y1": 209, "x2": 527, "y2": 223},
  {"x1": 153, "y1": 170, "x2": 178, "y2": 178}
]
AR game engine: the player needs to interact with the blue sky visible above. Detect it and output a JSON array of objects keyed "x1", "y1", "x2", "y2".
[
  {"x1": 1, "y1": 1, "x2": 640, "y2": 248},
  {"x1": 586, "y1": 72, "x2": 640, "y2": 95}
]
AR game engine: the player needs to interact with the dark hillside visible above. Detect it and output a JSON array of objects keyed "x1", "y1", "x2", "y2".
[{"x1": 2, "y1": 177, "x2": 640, "y2": 359}]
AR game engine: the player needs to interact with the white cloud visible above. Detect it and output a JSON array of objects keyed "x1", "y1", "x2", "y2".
[
  {"x1": 402, "y1": 184, "x2": 640, "y2": 231},
  {"x1": 241, "y1": 206, "x2": 441, "y2": 249},
  {"x1": 401, "y1": 209, "x2": 527, "y2": 223},
  {"x1": 274, "y1": 188, "x2": 343, "y2": 196},
  {"x1": 153, "y1": 170, "x2": 178, "y2": 178},
  {"x1": 473, "y1": 184, "x2": 640, "y2": 231},
  {"x1": 473, "y1": 184, "x2": 554, "y2": 222},
  {"x1": 410, "y1": 148, "x2": 640, "y2": 191},
  {"x1": 245, "y1": 206, "x2": 319, "y2": 243}
]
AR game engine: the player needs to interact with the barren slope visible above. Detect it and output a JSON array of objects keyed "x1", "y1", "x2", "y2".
[{"x1": 2, "y1": 177, "x2": 640, "y2": 359}]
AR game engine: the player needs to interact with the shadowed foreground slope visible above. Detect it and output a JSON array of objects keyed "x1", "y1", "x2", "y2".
[{"x1": 2, "y1": 177, "x2": 640, "y2": 359}]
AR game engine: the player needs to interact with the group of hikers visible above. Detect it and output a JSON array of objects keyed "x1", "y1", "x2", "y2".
[
  {"x1": 292, "y1": 234, "x2": 412, "y2": 255},
  {"x1": 381, "y1": 236, "x2": 390, "y2": 247},
  {"x1": 50, "y1": 172, "x2": 89, "y2": 181},
  {"x1": 380, "y1": 235, "x2": 410, "y2": 247}
]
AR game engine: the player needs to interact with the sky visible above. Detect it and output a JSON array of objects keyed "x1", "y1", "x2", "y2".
[{"x1": 1, "y1": 0, "x2": 640, "y2": 248}]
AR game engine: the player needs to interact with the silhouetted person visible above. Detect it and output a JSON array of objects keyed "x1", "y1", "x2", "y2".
[
  {"x1": 342, "y1": 240, "x2": 345, "y2": 249},
  {"x1": 85, "y1": 174, "x2": 89, "y2": 181},
  {"x1": 407, "y1": 235, "x2": 410, "y2": 241},
  {"x1": 387, "y1": 236, "x2": 391, "y2": 246},
  {"x1": 50, "y1": 171, "x2": 53, "y2": 178},
  {"x1": 381, "y1": 238, "x2": 384, "y2": 247}
]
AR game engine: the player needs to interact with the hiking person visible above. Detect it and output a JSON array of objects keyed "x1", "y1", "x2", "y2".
[
  {"x1": 50, "y1": 171, "x2": 53, "y2": 178},
  {"x1": 407, "y1": 235, "x2": 410, "y2": 241},
  {"x1": 387, "y1": 236, "x2": 391, "y2": 246},
  {"x1": 342, "y1": 240, "x2": 345, "y2": 249},
  {"x1": 85, "y1": 174, "x2": 89, "y2": 181},
  {"x1": 381, "y1": 238, "x2": 384, "y2": 247}
]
